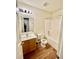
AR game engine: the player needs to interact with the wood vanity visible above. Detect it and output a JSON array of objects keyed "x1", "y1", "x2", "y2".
[{"x1": 21, "y1": 38, "x2": 37, "y2": 55}]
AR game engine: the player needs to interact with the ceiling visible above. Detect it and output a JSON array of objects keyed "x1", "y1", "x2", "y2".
[{"x1": 18, "y1": 0, "x2": 63, "y2": 13}]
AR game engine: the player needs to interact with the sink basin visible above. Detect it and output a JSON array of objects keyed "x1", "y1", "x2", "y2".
[{"x1": 20, "y1": 32, "x2": 37, "y2": 41}]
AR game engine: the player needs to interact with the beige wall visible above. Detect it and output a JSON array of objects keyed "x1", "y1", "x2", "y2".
[
  {"x1": 16, "y1": 41, "x2": 23, "y2": 59},
  {"x1": 52, "y1": 10, "x2": 63, "y2": 56},
  {"x1": 44, "y1": 10, "x2": 63, "y2": 50},
  {"x1": 17, "y1": 1, "x2": 52, "y2": 35},
  {"x1": 52, "y1": 10, "x2": 63, "y2": 41},
  {"x1": 16, "y1": 14, "x2": 23, "y2": 59}
]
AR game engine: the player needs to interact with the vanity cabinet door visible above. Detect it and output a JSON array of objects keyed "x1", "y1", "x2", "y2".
[
  {"x1": 29, "y1": 38, "x2": 36, "y2": 52},
  {"x1": 22, "y1": 40, "x2": 29, "y2": 55},
  {"x1": 22, "y1": 38, "x2": 36, "y2": 55}
]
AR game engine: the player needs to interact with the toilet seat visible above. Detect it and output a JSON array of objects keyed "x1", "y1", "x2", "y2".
[{"x1": 41, "y1": 39, "x2": 47, "y2": 48}]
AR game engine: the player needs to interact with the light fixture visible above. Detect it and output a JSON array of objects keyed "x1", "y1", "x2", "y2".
[
  {"x1": 16, "y1": 7, "x2": 32, "y2": 14},
  {"x1": 43, "y1": 2, "x2": 48, "y2": 7}
]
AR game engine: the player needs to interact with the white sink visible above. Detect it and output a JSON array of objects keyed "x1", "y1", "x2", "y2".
[{"x1": 20, "y1": 32, "x2": 37, "y2": 41}]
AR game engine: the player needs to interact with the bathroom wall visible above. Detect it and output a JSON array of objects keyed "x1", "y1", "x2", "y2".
[
  {"x1": 51, "y1": 9, "x2": 63, "y2": 41},
  {"x1": 16, "y1": 14, "x2": 23, "y2": 59},
  {"x1": 51, "y1": 9, "x2": 63, "y2": 56},
  {"x1": 44, "y1": 10, "x2": 63, "y2": 50},
  {"x1": 17, "y1": 1, "x2": 52, "y2": 35},
  {"x1": 16, "y1": 41, "x2": 23, "y2": 59}
]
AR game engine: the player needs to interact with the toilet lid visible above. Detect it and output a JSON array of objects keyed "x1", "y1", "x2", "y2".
[{"x1": 41, "y1": 39, "x2": 47, "y2": 44}]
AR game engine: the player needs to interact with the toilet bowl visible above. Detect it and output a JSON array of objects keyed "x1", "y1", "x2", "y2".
[{"x1": 41, "y1": 39, "x2": 47, "y2": 48}]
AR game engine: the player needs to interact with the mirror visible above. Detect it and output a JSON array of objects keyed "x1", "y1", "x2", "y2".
[
  {"x1": 22, "y1": 16, "x2": 34, "y2": 33},
  {"x1": 23, "y1": 18, "x2": 29, "y2": 32}
]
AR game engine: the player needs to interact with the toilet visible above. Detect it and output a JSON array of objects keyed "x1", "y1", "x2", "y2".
[{"x1": 41, "y1": 39, "x2": 47, "y2": 48}]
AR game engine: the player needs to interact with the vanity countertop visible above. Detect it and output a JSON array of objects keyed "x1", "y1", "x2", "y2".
[{"x1": 20, "y1": 32, "x2": 37, "y2": 41}]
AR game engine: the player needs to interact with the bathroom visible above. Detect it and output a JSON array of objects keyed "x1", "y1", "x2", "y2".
[{"x1": 16, "y1": 0, "x2": 63, "y2": 59}]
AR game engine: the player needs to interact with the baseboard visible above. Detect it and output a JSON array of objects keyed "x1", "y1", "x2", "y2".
[{"x1": 47, "y1": 37, "x2": 57, "y2": 50}]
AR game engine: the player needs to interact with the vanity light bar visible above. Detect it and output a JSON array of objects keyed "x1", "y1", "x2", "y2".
[{"x1": 16, "y1": 7, "x2": 32, "y2": 14}]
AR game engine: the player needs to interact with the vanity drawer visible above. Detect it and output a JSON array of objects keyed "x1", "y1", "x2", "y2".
[{"x1": 22, "y1": 38, "x2": 36, "y2": 55}]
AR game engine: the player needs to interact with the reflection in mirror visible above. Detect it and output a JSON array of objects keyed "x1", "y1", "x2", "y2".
[{"x1": 23, "y1": 18, "x2": 29, "y2": 32}]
